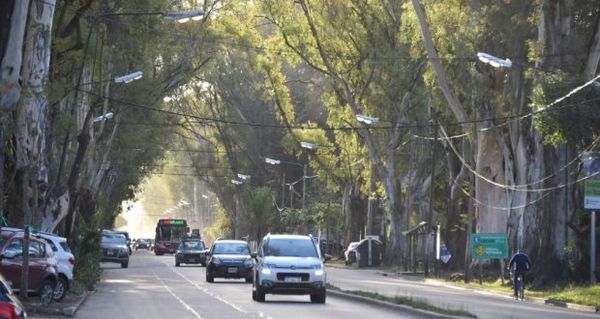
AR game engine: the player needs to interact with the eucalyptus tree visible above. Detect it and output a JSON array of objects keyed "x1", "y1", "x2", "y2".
[
  {"x1": 407, "y1": 0, "x2": 600, "y2": 282},
  {"x1": 258, "y1": 0, "x2": 431, "y2": 263}
]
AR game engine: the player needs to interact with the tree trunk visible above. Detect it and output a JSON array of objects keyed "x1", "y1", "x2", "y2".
[{"x1": 0, "y1": 0, "x2": 29, "y2": 112}]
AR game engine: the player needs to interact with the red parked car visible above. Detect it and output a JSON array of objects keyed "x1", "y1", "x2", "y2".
[
  {"x1": 0, "y1": 231, "x2": 57, "y2": 305},
  {"x1": 0, "y1": 273, "x2": 26, "y2": 318}
]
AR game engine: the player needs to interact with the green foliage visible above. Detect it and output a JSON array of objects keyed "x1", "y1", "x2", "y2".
[
  {"x1": 71, "y1": 217, "x2": 102, "y2": 291},
  {"x1": 205, "y1": 208, "x2": 232, "y2": 242},
  {"x1": 531, "y1": 72, "x2": 600, "y2": 147}
]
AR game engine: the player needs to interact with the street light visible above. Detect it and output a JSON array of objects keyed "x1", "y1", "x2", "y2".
[
  {"x1": 237, "y1": 173, "x2": 251, "y2": 180},
  {"x1": 356, "y1": 114, "x2": 379, "y2": 125},
  {"x1": 476, "y1": 52, "x2": 512, "y2": 68},
  {"x1": 300, "y1": 141, "x2": 318, "y2": 150},
  {"x1": 161, "y1": 9, "x2": 204, "y2": 23},
  {"x1": 114, "y1": 71, "x2": 143, "y2": 84},
  {"x1": 265, "y1": 157, "x2": 281, "y2": 165},
  {"x1": 93, "y1": 112, "x2": 114, "y2": 123},
  {"x1": 231, "y1": 179, "x2": 243, "y2": 185}
]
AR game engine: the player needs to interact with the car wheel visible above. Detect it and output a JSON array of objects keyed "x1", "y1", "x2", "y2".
[
  {"x1": 176, "y1": 262, "x2": 180, "y2": 267},
  {"x1": 39, "y1": 279, "x2": 55, "y2": 306},
  {"x1": 53, "y1": 277, "x2": 67, "y2": 302},
  {"x1": 255, "y1": 284, "x2": 266, "y2": 302},
  {"x1": 310, "y1": 290, "x2": 326, "y2": 304},
  {"x1": 206, "y1": 273, "x2": 214, "y2": 283},
  {"x1": 121, "y1": 261, "x2": 129, "y2": 268}
]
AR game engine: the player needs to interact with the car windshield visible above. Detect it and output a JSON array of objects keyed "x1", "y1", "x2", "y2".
[
  {"x1": 182, "y1": 241, "x2": 204, "y2": 250},
  {"x1": 264, "y1": 238, "x2": 318, "y2": 257},
  {"x1": 102, "y1": 234, "x2": 127, "y2": 244},
  {"x1": 212, "y1": 242, "x2": 250, "y2": 255}
]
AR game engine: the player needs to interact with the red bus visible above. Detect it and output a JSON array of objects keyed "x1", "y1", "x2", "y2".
[{"x1": 154, "y1": 219, "x2": 188, "y2": 255}]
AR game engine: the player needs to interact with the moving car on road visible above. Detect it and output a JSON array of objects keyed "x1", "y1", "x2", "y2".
[
  {"x1": 252, "y1": 234, "x2": 331, "y2": 303},
  {"x1": 205, "y1": 239, "x2": 253, "y2": 283},
  {"x1": 101, "y1": 232, "x2": 129, "y2": 268},
  {"x1": 134, "y1": 238, "x2": 152, "y2": 251},
  {"x1": 175, "y1": 239, "x2": 206, "y2": 267}
]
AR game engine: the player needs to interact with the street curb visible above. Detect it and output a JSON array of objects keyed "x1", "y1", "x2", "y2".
[
  {"x1": 25, "y1": 291, "x2": 91, "y2": 317},
  {"x1": 542, "y1": 299, "x2": 599, "y2": 313},
  {"x1": 328, "y1": 289, "x2": 471, "y2": 319}
]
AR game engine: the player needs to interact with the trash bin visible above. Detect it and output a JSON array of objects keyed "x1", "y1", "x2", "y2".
[{"x1": 356, "y1": 238, "x2": 383, "y2": 267}]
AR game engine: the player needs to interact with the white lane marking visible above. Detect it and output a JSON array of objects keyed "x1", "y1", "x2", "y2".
[
  {"x1": 167, "y1": 262, "x2": 249, "y2": 314},
  {"x1": 152, "y1": 270, "x2": 205, "y2": 319}
]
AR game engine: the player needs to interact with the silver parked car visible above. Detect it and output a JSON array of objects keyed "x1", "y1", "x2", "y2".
[{"x1": 100, "y1": 232, "x2": 129, "y2": 268}]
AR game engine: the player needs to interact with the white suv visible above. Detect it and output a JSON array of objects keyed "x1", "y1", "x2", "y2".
[
  {"x1": 38, "y1": 233, "x2": 75, "y2": 301},
  {"x1": 252, "y1": 234, "x2": 331, "y2": 303}
]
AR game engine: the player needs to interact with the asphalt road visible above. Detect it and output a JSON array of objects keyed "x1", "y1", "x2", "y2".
[
  {"x1": 327, "y1": 267, "x2": 599, "y2": 319},
  {"x1": 56, "y1": 251, "x2": 422, "y2": 319}
]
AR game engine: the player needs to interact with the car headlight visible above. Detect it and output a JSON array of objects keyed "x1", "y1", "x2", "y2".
[
  {"x1": 243, "y1": 258, "x2": 254, "y2": 266},
  {"x1": 120, "y1": 248, "x2": 128, "y2": 254},
  {"x1": 312, "y1": 264, "x2": 324, "y2": 276},
  {"x1": 260, "y1": 263, "x2": 273, "y2": 275},
  {"x1": 212, "y1": 258, "x2": 221, "y2": 265}
]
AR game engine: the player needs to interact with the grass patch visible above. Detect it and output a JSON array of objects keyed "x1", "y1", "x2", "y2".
[
  {"x1": 427, "y1": 277, "x2": 600, "y2": 308},
  {"x1": 328, "y1": 284, "x2": 476, "y2": 318}
]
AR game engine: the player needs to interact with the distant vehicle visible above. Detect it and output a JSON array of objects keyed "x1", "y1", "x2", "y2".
[
  {"x1": 205, "y1": 239, "x2": 253, "y2": 283},
  {"x1": 0, "y1": 231, "x2": 58, "y2": 306},
  {"x1": 134, "y1": 238, "x2": 152, "y2": 251},
  {"x1": 100, "y1": 232, "x2": 129, "y2": 268},
  {"x1": 37, "y1": 232, "x2": 75, "y2": 301},
  {"x1": 154, "y1": 219, "x2": 188, "y2": 255},
  {"x1": 252, "y1": 234, "x2": 331, "y2": 303},
  {"x1": 344, "y1": 241, "x2": 360, "y2": 265},
  {"x1": 175, "y1": 239, "x2": 206, "y2": 267},
  {"x1": 0, "y1": 272, "x2": 26, "y2": 318}
]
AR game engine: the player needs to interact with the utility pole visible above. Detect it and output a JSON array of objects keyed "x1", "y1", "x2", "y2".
[{"x1": 302, "y1": 163, "x2": 307, "y2": 209}]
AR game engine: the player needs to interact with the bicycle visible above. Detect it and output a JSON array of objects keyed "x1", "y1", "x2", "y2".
[{"x1": 510, "y1": 270, "x2": 525, "y2": 301}]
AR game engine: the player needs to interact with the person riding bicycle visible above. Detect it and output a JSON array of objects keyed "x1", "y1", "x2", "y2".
[{"x1": 508, "y1": 249, "x2": 531, "y2": 299}]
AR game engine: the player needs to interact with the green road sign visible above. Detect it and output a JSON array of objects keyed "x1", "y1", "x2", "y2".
[
  {"x1": 471, "y1": 233, "x2": 508, "y2": 259},
  {"x1": 584, "y1": 179, "x2": 600, "y2": 210}
]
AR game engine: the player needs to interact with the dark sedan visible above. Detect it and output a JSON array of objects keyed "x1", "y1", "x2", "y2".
[
  {"x1": 175, "y1": 239, "x2": 206, "y2": 267},
  {"x1": 206, "y1": 240, "x2": 253, "y2": 283}
]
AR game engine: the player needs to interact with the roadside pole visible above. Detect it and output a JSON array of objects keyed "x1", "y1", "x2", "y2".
[{"x1": 592, "y1": 210, "x2": 596, "y2": 284}]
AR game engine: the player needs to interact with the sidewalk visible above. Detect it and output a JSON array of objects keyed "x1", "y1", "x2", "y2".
[
  {"x1": 24, "y1": 291, "x2": 90, "y2": 317},
  {"x1": 326, "y1": 263, "x2": 599, "y2": 318}
]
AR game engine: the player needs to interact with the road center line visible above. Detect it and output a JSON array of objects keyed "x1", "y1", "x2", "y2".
[{"x1": 152, "y1": 270, "x2": 205, "y2": 319}]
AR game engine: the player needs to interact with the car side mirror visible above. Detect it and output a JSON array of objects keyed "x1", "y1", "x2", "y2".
[
  {"x1": 323, "y1": 253, "x2": 332, "y2": 262},
  {"x1": 251, "y1": 252, "x2": 257, "y2": 259}
]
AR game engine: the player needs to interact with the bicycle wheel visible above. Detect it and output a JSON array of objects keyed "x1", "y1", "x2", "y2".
[{"x1": 518, "y1": 275, "x2": 524, "y2": 300}]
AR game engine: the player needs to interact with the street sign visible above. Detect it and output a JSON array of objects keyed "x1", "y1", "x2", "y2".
[
  {"x1": 471, "y1": 233, "x2": 508, "y2": 259},
  {"x1": 439, "y1": 244, "x2": 451, "y2": 263},
  {"x1": 584, "y1": 179, "x2": 600, "y2": 209}
]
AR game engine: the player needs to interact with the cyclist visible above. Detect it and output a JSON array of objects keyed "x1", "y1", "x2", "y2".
[{"x1": 508, "y1": 249, "x2": 531, "y2": 299}]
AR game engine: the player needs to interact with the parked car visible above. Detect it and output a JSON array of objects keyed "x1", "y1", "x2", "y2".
[
  {"x1": 0, "y1": 273, "x2": 26, "y2": 318},
  {"x1": 37, "y1": 232, "x2": 74, "y2": 302},
  {"x1": 108, "y1": 230, "x2": 132, "y2": 255},
  {"x1": 252, "y1": 234, "x2": 331, "y2": 303},
  {"x1": 0, "y1": 231, "x2": 57, "y2": 305},
  {"x1": 175, "y1": 239, "x2": 206, "y2": 267},
  {"x1": 205, "y1": 239, "x2": 253, "y2": 283},
  {"x1": 100, "y1": 232, "x2": 129, "y2": 268},
  {"x1": 344, "y1": 241, "x2": 360, "y2": 265},
  {"x1": 134, "y1": 238, "x2": 152, "y2": 251}
]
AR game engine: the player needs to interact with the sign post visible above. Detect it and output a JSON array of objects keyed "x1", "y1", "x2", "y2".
[
  {"x1": 471, "y1": 233, "x2": 509, "y2": 259},
  {"x1": 583, "y1": 153, "x2": 600, "y2": 284}
]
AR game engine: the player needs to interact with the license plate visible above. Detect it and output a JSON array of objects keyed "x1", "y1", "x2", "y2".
[
  {"x1": 227, "y1": 267, "x2": 237, "y2": 273},
  {"x1": 188, "y1": 258, "x2": 196, "y2": 263},
  {"x1": 284, "y1": 277, "x2": 301, "y2": 283},
  {"x1": 107, "y1": 251, "x2": 115, "y2": 256}
]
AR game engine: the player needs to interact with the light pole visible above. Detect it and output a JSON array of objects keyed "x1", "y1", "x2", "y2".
[
  {"x1": 300, "y1": 142, "x2": 319, "y2": 209},
  {"x1": 265, "y1": 157, "x2": 308, "y2": 209}
]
